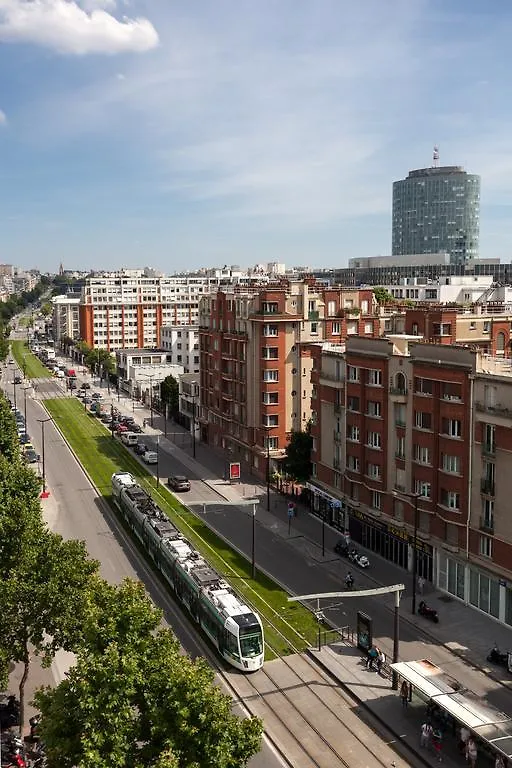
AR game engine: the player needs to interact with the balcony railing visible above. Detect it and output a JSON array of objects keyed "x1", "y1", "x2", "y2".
[
  {"x1": 333, "y1": 430, "x2": 342, "y2": 442},
  {"x1": 476, "y1": 402, "x2": 512, "y2": 418},
  {"x1": 308, "y1": 310, "x2": 319, "y2": 321},
  {"x1": 482, "y1": 442, "x2": 496, "y2": 457},
  {"x1": 481, "y1": 478, "x2": 495, "y2": 496},
  {"x1": 479, "y1": 516, "x2": 495, "y2": 534},
  {"x1": 333, "y1": 458, "x2": 341, "y2": 469},
  {"x1": 390, "y1": 387, "x2": 407, "y2": 396},
  {"x1": 334, "y1": 403, "x2": 343, "y2": 414}
]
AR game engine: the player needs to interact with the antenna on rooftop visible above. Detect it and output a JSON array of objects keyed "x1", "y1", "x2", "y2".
[{"x1": 433, "y1": 145, "x2": 440, "y2": 168}]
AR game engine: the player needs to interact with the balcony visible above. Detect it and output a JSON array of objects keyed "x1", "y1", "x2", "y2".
[
  {"x1": 334, "y1": 403, "x2": 343, "y2": 414},
  {"x1": 390, "y1": 387, "x2": 407, "y2": 396},
  {"x1": 482, "y1": 442, "x2": 496, "y2": 457},
  {"x1": 481, "y1": 478, "x2": 495, "y2": 496},
  {"x1": 308, "y1": 310, "x2": 319, "y2": 321},
  {"x1": 395, "y1": 419, "x2": 406, "y2": 428},
  {"x1": 333, "y1": 430, "x2": 342, "y2": 442},
  {"x1": 475, "y1": 402, "x2": 512, "y2": 419},
  {"x1": 479, "y1": 516, "x2": 495, "y2": 534}
]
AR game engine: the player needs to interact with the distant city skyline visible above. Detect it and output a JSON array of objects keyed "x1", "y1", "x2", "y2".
[{"x1": 1, "y1": 2, "x2": 512, "y2": 272}]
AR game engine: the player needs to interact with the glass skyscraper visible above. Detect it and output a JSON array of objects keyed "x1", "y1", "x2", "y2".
[{"x1": 392, "y1": 165, "x2": 480, "y2": 265}]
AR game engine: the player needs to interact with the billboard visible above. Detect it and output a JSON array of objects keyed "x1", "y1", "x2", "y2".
[{"x1": 229, "y1": 462, "x2": 241, "y2": 481}]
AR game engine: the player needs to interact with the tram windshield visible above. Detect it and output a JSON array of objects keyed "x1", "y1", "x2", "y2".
[{"x1": 239, "y1": 631, "x2": 263, "y2": 658}]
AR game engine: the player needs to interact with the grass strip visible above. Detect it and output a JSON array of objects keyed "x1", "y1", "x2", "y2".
[
  {"x1": 11, "y1": 340, "x2": 52, "y2": 379},
  {"x1": 44, "y1": 397, "x2": 322, "y2": 658}
]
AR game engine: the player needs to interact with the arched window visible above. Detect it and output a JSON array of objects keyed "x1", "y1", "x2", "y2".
[
  {"x1": 395, "y1": 372, "x2": 407, "y2": 394},
  {"x1": 496, "y1": 331, "x2": 506, "y2": 353}
]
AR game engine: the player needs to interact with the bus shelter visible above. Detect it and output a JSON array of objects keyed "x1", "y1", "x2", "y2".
[{"x1": 391, "y1": 659, "x2": 512, "y2": 759}]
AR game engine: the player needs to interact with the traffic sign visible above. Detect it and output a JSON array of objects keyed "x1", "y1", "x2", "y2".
[{"x1": 287, "y1": 502, "x2": 295, "y2": 518}]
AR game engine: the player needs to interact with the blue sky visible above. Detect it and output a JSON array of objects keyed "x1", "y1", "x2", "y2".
[{"x1": 0, "y1": 0, "x2": 511, "y2": 273}]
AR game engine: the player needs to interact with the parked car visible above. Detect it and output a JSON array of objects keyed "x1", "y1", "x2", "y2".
[
  {"x1": 130, "y1": 424, "x2": 143, "y2": 433},
  {"x1": 91, "y1": 392, "x2": 102, "y2": 400},
  {"x1": 116, "y1": 424, "x2": 129, "y2": 433},
  {"x1": 100, "y1": 413, "x2": 112, "y2": 423},
  {"x1": 142, "y1": 451, "x2": 158, "y2": 465},
  {"x1": 22, "y1": 443, "x2": 35, "y2": 453},
  {"x1": 167, "y1": 475, "x2": 191, "y2": 492},
  {"x1": 24, "y1": 449, "x2": 39, "y2": 464},
  {"x1": 83, "y1": 396, "x2": 92, "y2": 404},
  {"x1": 19, "y1": 434, "x2": 31, "y2": 445},
  {"x1": 82, "y1": 382, "x2": 91, "y2": 389},
  {"x1": 14, "y1": 375, "x2": 22, "y2": 384},
  {"x1": 120, "y1": 416, "x2": 135, "y2": 426},
  {"x1": 134, "y1": 442, "x2": 148, "y2": 456}
]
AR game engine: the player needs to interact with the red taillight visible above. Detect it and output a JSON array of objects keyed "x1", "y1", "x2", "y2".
[{"x1": 15, "y1": 755, "x2": 26, "y2": 768}]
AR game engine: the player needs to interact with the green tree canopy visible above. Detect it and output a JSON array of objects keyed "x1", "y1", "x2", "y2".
[
  {"x1": 0, "y1": 393, "x2": 22, "y2": 460},
  {"x1": 283, "y1": 424, "x2": 313, "y2": 482},
  {"x1": 373, "y1": 286, "x2": 394, "y2": 305},
  {"x1": 160, "y1": 375, "x2": 179, "y2": 414},
  {"x1": 36, "y1": 579, "x2": 263, "y2": 768}
]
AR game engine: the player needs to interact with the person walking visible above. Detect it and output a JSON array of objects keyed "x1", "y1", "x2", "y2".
[
  {"x1": 495, "y1": 754, "x2": 505, "y2": 768},
  {"x1": 377, "y1": 648, "x2": 386, "y2": 675},
  {"x1": 459, "y1": 726, "x2": 470, "y2": 755},
  {"x1": 466, "y1": 737, "x2": 478, "y2": 768},
  {"x1": 432, "y1": 728, "x2": 443, "y2": 762},
  {"x1": 417, "y1": 575, "x2": 425, "y2": 595},
  {"x1": 400, "y1": 680, "x2": 410, "y2": 708},
  {"x1": 420, "y1": 720, "x2": 433, "y2": 749},
  {"x1": 366, "y1": 645, "x2": 378, "y2": 671}
]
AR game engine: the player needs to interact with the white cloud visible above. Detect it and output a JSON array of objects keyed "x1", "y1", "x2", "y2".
[
  {"x1": 0, "y1": 0, "x2": 158, "y2": 55},
  {"x1": 0, "y1": 109, "x2": 6, "y2": 125}
]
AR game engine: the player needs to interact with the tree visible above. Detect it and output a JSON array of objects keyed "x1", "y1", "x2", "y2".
[
  {"x1": 161, "y1": 375, "x2": 179, "y2": 415},
  {"x1": 40, "y1": 301, "x2": 53, "y2": 317},
  {"x1": 373, "y1": 287, "x2": 394, "y2": 305},
  {"x1": 0, "y1": 393, "x2": 21, "y2": 460},
  {"x1": 36, "y1": 579, "x2": 263, "y2": 768},
  {"x1": 0, "y1": 527, "x2": 99, "y2": 731},
  {"x1": 283, "y1": 424, "x2": 313, "y2": 482}
]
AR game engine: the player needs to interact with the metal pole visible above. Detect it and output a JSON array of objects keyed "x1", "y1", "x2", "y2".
[
  {"x1": 192, "y1": 392, "x2": 196, "y2": 459},
  {"x1": 156, "y1": 438, "x2": 160, "y2": 486},
  {"x1": 412, "y1": 494, "x2": 419, "y2": 615},
  {"x1": 24, "y1": 387, "x2": 28, "y2": 440},
  {"x1": 41, "y1": 421, "x2": 46, "y2": 495},
  {"x1": 13, "y1": 378, "x2": 17, "y2": 412},
  {"x1": 322, "y1": 510, "x2": 325, "y2": 557},
  {"x1": 110, "y1": 403, "x2": 115, "y2": 440},
  {"x1": 251, "y1": 503, "x2": 256, "y2": 579},
  {"x1": 164, "y1": 402, "x2": 168, "y2": 438},
  {"x1": 392, "y1": 589, "x2": 400, "y2": 690},
  {"x1": 266, "y1": 436, "x2": 270, "y2": 512},
  {"x1": 150, "y1": 379, "x2": 154, "y2": 427}
]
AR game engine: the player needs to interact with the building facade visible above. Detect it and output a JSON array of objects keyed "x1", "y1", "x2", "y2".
[
  {"x1": 308, "y1": 336, "x2": 512, "y2": 628},
  {"x1": 198, "y1": 281, "x2": 378, "y2": 477},
  {"x1": 392, "y1": 163, "x2": 480, "y2": 264},
  {"x1": 160, "y1": 325, "x2": 200, "y2": 374},
  {"x1": 115, "y1": 347, "x2": 183, "y2": 398},
  {"x1": 52, "y1": 294, "x2": 81, "y2": 344}
]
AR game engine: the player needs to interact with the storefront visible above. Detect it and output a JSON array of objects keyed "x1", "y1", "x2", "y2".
[
  {"x1": 306, "y1": 483, "x2": 347, "y2": 532},
  {"x1": 438, "y1": 551, "x2": 502, "y2": 621}
]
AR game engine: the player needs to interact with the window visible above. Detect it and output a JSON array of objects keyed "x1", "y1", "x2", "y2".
[
  {"x1": 395, "y1": 404, "x2": 406, "y2": 426},
  {"x1": 347, "y1": 455, "x2": 360, "y2": 472},
  {"x1": 482, "y1": 498, "x2": 494, "y2": 530},
  {"x1": 265, "y1": 436, "x2": 279, "y2": 450},
  {"x1": 441, "y1": 454, "x2": 461, "y2": 474},
  {"x1": 327, "y1": 300, "x2": 336, "y2": 316},
  {"x1": 262, "y1": 347, "x2": 278, "y2": 360},
  {"x1": 263, "y1": 324, "x2": 278, "y2": 337},
  {"x1": 262, "y1": 302, "x2": 278, "y2": 314},
  {"x1": 310, "y1": 322, "x2": 318, "y2": 334},
  {"x1": 263, "y1": 370, "x2": 278, "y2": 382},
  {"x1": 414, "y1": 377, "x2": 433, "y2": 395},
  {"x1": 364, "y1": 322, "x2": 373, "y2": 334},
  {"x1": 332, "y1": 321, "x2": 341, "y2": 335},
  {"x1": 442, "y1": 418, "x2": 462, "y2": 438},
  {"x1": 442, "y1": 384, "x2": 462, "y2": 401},
  {"x1": 372, "y1": 491, "x2": 381, "y2": 510},
  {"x1": 366, "y1": 431, "x2": 381, "y2": 449},
  {"x1": 395, "y1": 468, "x2": 406, "y2": 492},
  {"x1": 415, "y1": 479, "x2": 431, "y2": 498},
  {"x1": 480, "y1": 536, "x2": 493, "y2": 558},
  {"x1": 347, "y1": 425, "x2": 360, "y2": 442},
  {"x1": 483, "y1": 321, "x2": 490, "y2": 334},
  {"x1": 395, "y1": 435, "x2": 405, "y2": 459},
  {"x1": 348, "y1": 396, "x2": 360, "y2": 412},
  {"x1": 368, "y1": 369, "x2": 382, "y2": 386},
  {"x1": 262, "y1": 392, "x2": 279, "y2": 405},
  {"x1": 366, "y1": 463, "x2": 381, "y2": 480},
  {"x1": 414, "y1": 445, "x2": 431, "y2": 465},
  {"x1": 441, "y1": 490, "x2": 460, "y2": 510},
  {"x1": 262, "y1": 414, "x2": 279, "y2": 427},
  {"x1": 367, "y1": 401, "x2": 381, "y2": 417},
  {"x1": 415, "y1": 411, "x2": 432, "y2": 430},
  {"x1": 484, "y1": 423, "x2": 496, "y2": 454},
  {"x1": 347, "y1": 365, "x2": 359, "y2": 382}
]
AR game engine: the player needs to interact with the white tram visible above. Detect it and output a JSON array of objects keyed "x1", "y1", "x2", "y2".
[{"x1": 111, "y1": 472, "x2": 264, "y2": 672}]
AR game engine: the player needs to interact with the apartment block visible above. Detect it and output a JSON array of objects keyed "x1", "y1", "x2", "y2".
[
  {"x1": 308, "y1": 336, "x2": 512, "y2": 628},
  {"x1": 160, "y1": 325, "x2": 199, "y2": 374},
  {"x1": 52, "y1": 294, "x2": 80, "y2": 344},
  {"x1": 198, "y1": 281, "x2": 378, "y2": 476},
  {"x1": 79, "y1": 272, "x2": 222, "y2": 351}
]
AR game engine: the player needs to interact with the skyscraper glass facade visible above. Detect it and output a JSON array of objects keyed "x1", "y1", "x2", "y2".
[{"x1": 392, "y1": 166, "x2": 480, "y2": 264}]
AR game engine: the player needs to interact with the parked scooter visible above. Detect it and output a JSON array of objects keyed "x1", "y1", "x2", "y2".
[
  {"x1": 354, "y1": 553, "x2": 370, "y2": 569},
  {"x1": 418, "y1": 600, "x2": 439, "y2": 623},
  {"x1": 348, "y1": 549, "x2": 359, "y2": 564},
  {"x1": 487, "y1": 644, "x2": 509, "y2": 667},
  {"x1": 334, "y1": 539, "x2": 349, "y2": 557},
  {"x1": 1, "y1": 734, "x2": 26, "y2": 768}
]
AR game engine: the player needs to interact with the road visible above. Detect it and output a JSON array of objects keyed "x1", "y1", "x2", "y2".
[{"x1": 2, "y1": 360, "x2": 284, "y2": 768}]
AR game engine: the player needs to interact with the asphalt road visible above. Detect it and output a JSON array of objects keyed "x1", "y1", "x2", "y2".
[{"x1": 2, "y1": 362, "x2": 284, "y2": 768}]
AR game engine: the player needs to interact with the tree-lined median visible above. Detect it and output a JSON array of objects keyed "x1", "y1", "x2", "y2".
[{"x1": 11, "y1": 340, "x2": 52, "y2": 379}]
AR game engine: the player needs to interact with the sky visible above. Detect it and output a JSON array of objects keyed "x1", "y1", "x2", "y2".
[{"x1": 1, "y1": 0, "x2": 512, "y2": 273}]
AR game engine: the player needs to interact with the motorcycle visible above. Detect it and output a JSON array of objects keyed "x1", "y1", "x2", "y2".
[
  {"x1": 348, "y1": 549, "x2": 359, "y2": 564},
  {"x1": 1, "y1": 735, "x2": 26, "y2": 768},
  {"x1": 334, "y1": 540, "x2": 349, "y2": 557},
  {"x1": 418, "y1": 601, "x2": 439, "y2": 623},
  {"x1": 354, "y1": 553, "x2": 370, "y2": 569},
  {"x1": 487, "y1": 645, "x2": 509, "y2": 667},
  {"x1": 345, "y1": 574, "x2": 354, "y2": 590}
]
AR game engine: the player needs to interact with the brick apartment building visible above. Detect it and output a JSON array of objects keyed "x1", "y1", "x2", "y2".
[
  {"x1": 308, "y1": 336, "x2": 512, "y2": 628},
  {"x1": 197, "y1": 281, "x2": 378, "y2": 476}
]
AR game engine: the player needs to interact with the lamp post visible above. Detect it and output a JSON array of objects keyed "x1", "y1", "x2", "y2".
[
  {"x1": 37, "y1": 417, "x2": 52, "y2": 498},
  {"x1": 156, "y1": 436, "x2": 160, "y2": 487},
  {"x1": 393, "y1": 490, "x2": 420, "y2": 615},
  {"x1": 263, "y1": 425, "x2": 272, "y2": 512},
  {"x1": 12, "y1": 375, "x2": 18, "y2": 413},
  {"x1": 110, "y1": 403, "x2": 115, "y2": 440},
  {"x1": 23, "y1": 384, "x2": 30, "y2": 440},
  {"x1": 251, "y1": 501, "x2": 257, "y2": 579}
]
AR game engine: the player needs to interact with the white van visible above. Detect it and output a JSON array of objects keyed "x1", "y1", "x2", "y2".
[{"x1": 120, "y1": 432, "x2": 139, "y2": 447}]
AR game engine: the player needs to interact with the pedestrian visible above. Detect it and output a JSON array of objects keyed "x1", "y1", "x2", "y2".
[
  {"x1": 495, "y1": 754, "x2": 505, "y2": 768},
  {"x1": 417, "y1": 575, "x2": 425, "y2": 595},
  {"x1": 400, "y1": 679, "x2": 410, "y2": 708},
  {"x1": 459, "y1": 725, "x2": 470, "y2": 755},
  {"x1": 432, "y1": 728, "x2": 443, "y2": 762},
  {"x1": 420, "y1": 720, "x2": 433, "y2": 749},
  {"x1": 366, "y1": 645, "x2": 378, "y2": 671},
  {"x1": 377, "y1": 648, "x2": 386, "y2": 675},
  {"x1": 466, "y1": 737, "x2": 478, "y2": 768}
]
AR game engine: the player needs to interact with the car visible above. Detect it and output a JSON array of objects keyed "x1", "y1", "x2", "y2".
[
  {"x1": 334, "y1": 539, "x2": 350, "y2": 557},
  {"x1": 82, "y1": 382, "x2": 91, "y2": 389},
  {"x1": 23, "y1": 449, "x2": 39, "y2": 464},
  {"x1": 116, "y1": 424, "x2": 129, "y2": 433},
  {"x1": 83, "y1": 396, "x2": 92, "y2": 404},
  {"x1": 130, "y1": 424, "x2": 143, "y2": 434},
  {"x1": 120, "y1": 416, "x2": 135, "y2": 426},
  {"x1": 167, "y1": 475, "x2": 191, "y2": 492},
  {"x1": 22, "y1": 443, "x2": 35, "y2": 453},
  {"x1": 134, "y1": 442, "x2": 148, "y2": 456},
  {"x1": 68, "y1": 380, "x2": 77, "y2": 390},
  {"x1": 14, "y1": 376, "x2": 22, "y2": 384},
  {"x1": 100, "y1": 413, "x2": 112, "y2": 424},
  {"x1": 19, "y1": 434, "x2": 31, "y2": 445},
  {"x1": 91, "y1": 392, "x2": 102, "y2": 400},
  {"x1": 142, "y1": 451, "x2": 158, "y2": 465}
]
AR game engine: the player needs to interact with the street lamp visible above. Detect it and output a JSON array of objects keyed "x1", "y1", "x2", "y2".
[
  {"x1": 393, "y1": 490, "x2": 420, "y2": 615},
  {"x1": 263, "y1": 425, "x2": 273, "y2": 512},
  {"x1": 110, "y1": 403, "x2": 115, "y2": 440},
  {"x1": 251, "y1": 501, "x2": 257, "y2": 579},
  {"x1": 156, "y1": 436, "x2": 160, "y2": 487},
  {"x1": 37, "y1": 417, "x2": 52, "y2": 498},
  {"x1": 12, "y1": 376, "x2": 18, "y2": 413},
  {"x1": 23, "y1": 384, "x2": 30, "y2": 440}
]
